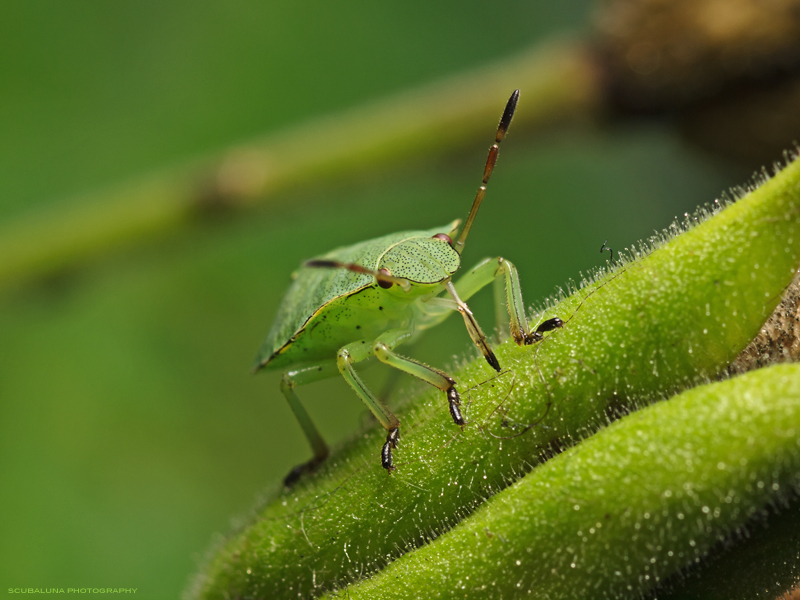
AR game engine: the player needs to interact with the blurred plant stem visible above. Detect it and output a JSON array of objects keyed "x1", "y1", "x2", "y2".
[{"x1": 0, "y1": 38, "x2": 602, "y2": 295}]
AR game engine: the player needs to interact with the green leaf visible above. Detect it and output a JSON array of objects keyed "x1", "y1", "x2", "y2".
[{"x1": 188, "y1": 156, "x2": 800, "y2": 599}]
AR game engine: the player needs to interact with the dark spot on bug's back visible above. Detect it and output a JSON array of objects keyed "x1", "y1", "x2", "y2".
[
  {"x1": 356, "y1": 325, "x2": 361, "y2": 329},
  {"x1": 379, "y1": 306, "x2": 383, "y2": 310}
]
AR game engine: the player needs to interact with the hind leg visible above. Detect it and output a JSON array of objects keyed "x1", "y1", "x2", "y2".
[
  {"x1": 279, "y1": 361, "x2": 338, "y2": 486},
  {"x1": 372, "y1": 328, "x2": 465, "y2": 431}
]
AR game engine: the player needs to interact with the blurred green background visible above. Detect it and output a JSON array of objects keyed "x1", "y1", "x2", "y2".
[{"x1": 0, "y1": 1, "x2": 748, "y2": 598}]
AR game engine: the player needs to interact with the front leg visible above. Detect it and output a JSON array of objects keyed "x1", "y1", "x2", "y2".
[
  {"x1": 444, "y1": 280, "x2": 501, "y2": 372},
  {"x1": 336, "y1": 340, "x2": 402, "y2": 473},
  {"x1": 450, "y1": 257, "x2": 562, "y2": 345},
  {"x1": 372, "y1": 328, "x2": 465, "y2": 428}
]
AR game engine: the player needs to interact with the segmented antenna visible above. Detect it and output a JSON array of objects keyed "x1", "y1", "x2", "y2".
[
  {"x1": 305, "y1": 259, "x2": 411, "y2": 291},
  {"x1": 454, "y1": 90, "x2": 519, "y2": 256}
]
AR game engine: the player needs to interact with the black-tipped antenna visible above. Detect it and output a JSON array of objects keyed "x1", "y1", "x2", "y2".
[
  {"x1": 305, "y1": 259, "x2": 410, "y2": 291},
  {"x1": 453, "y1": 89, "x2": 519, "y2": 256}
]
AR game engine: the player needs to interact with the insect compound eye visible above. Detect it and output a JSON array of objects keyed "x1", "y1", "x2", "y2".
[
  {"x1": 432, "y1": 233, "x2": 453, "y2": 246},
  {"x1": 377, "y1": 268, "x2": 394, "y2": 289}
]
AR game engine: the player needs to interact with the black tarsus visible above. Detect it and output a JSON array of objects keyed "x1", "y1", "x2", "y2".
[
  {"x1": 521, "y1": 316, "x2": 564, "y2": 345},
  {"x1": 536, "y1": 317, "x2": 564, "y2": 334},
  {"x1": 447, "y1": 386, "x2": 465, "y2": 426},
  {"x1": 485, "y1": 350, "x2": 501, "y2": 373},
  {"x1": 283, "y1": 454, "x2": 327, "y2": 487},
  {"x1": 523, "y1": 331, "x2": 542, "y2": 345},
  {"x1": 382, "y1": 427, "x2": 400, "y2": 472},
  {"x1": 283, "y1": 466, "x2": 304, "y2": 487}
]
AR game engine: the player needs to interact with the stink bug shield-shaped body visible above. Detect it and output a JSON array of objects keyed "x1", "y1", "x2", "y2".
[{"x1": 254, "y1": 90, "x2": 561, "y2": 486}]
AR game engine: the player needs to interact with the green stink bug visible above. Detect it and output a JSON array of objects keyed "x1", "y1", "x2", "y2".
[{"x1": 254, "y1": 90, "x2": 562, "y2": 485}]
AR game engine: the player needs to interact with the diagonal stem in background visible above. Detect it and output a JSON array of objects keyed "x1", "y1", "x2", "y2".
[{"x1": 0, "y1": 38, "x2": 602, "y2": 294}]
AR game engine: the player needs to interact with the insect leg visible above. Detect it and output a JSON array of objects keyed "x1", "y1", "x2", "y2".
[
  {"x1": 372, "y1": 328, "x2": 465, "y2": 427},
  {"x1": 280, "y1": 361, "x2": 339, "y2": 486},
  {"x1": 336, "y1": 341, "x2": 401, "y2": 473},
  {"x1": 444, "y1": 280, "x2": 501, "y2": 371},
  {"x1": 451, "y1": 257, "x2": 555, "y2": 345}
]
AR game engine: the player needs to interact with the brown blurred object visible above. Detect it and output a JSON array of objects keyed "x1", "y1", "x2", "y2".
[
  {"x1": 679, "y1": 77, "x2": 800, "y2": 163},
  {"x1": 595, "y1": 0, "x2": 800, "y2": 163},
  {"x1": 778, "y1": 583, "x2": 800, "y2": 599},
  {"x1": 728, "y1": 269, "x2": 800, "y2": 374},
  {"x1": 8, "y1": 0, "x2": 800, "y2": 292}
]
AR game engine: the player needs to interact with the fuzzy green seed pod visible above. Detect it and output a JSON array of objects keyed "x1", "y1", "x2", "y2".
[{"x1": 334, "y1": 363, "x2": 800, "y2": 599}]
